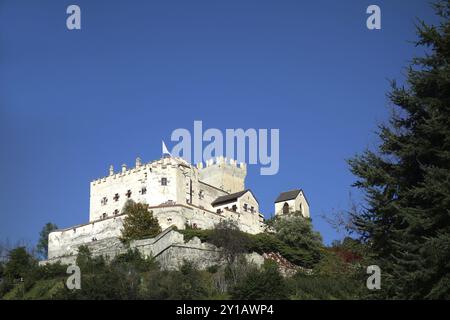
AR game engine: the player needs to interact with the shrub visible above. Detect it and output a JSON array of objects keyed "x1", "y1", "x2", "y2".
[
  {"x1": 111, "y1": 249, "x2": 159, "y2": 273},
  {"x1": 179, "y1": 228, "x2": 211, "y2": 242},
  {"x1": 247, "y1": 233, "x2": 318, "y2": 268},
  {"x1": 288, "y1": 273, "x2": 365, "y2": 300},
  {"x1": 272, "y1": 215, "x2": 323, "y2": 262},
  {"x1": 142, "y1": 261, "x2": 216, "y2": 300},
  {"x1": 231, "y1": 261, "x2": 290, "y2": 300},
  {"x1": 76, "y1": 245, "x2": 107, "y2": 275},
  {"x1": 209, "y1": 220, "x2": 250, "y2": 264}
]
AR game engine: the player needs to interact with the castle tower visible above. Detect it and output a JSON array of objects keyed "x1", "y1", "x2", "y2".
[{"x1": 198, "y1": 157, "x2": 247, "y2": 193}]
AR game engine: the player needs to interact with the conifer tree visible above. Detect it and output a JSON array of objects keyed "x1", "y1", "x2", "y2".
[
  {"x1": 120, "y1": 200, "x2": 162, "y2": 242},
  {"x1": 36, "y1": 222, "x2": 58, "y2": 259},
  {"x1": 348, "y1": 1, "x2": 450, "y2": 299}
]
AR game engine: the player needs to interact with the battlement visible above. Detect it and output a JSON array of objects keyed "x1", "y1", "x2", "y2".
[
  {"x1": 197, "y1": 156, "x2": 247, "y2": 194},
  {"x1": 91, "y1": 156, "x2": 193, "y2": 186},
  {"x1": 195, "y1": 156, "x2": 247, "y2": 172}
]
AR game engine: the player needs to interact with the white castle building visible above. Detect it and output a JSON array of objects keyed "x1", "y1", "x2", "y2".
[{"x1": 46, "y1": 155, "x2": 310, "y2": 264}]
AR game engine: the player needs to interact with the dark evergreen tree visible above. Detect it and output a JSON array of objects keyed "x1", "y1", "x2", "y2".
[
  {"x1": 3, "y1": 247, "x2": 36, "y2": 280},
  {"x1": 348, "y1": 1, "x2": 450, "y2": 299},
  {"x1": 36, "y1": 222, "x2": 58, "y2": 259}
]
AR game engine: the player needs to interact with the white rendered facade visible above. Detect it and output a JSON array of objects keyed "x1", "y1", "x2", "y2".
[{"x1": 47, "y1": 156, "x2": 266, "y2": 260}]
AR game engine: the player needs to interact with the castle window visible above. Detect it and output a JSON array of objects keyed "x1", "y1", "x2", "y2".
[
  {"x1": 161, "y1": 178, "x2": 167, "y2": 186},
  {"x1": 102, "y1": 213, "x2": 107, "y2": 219},
  {"x1": 243, "y1": 204, "x2": 248, "y2": 212},
  {"x1": 216, "y1": 209, "x2": 222, "y2": 214},
  {"x1": 283, "y1": 202, "x2": 290, "y2": 214},
  {"x1": 113, "y1": 193, "x2": 120, "y2": 201},
  {"x1": 232, "y1": 205, "x2": 237, "y2": 212},
  {"x1": 140, "y1": 187, "x2": 147, "y2": 195},
  {"x1": 251, "y1": 206, "x2": 255, "y2": 213},
  {"x1": 199, "y1": 190, "x2": 204, "y2": 200},
  {"x1": 101, "y1": 197, "x2": 108, "y2": 206},
  {"x1": 113, "y1": 209, "x2": 119, "y2": 215},
  {"x1": 126, "y1": 190, "x2": 132, "y2": 198}
]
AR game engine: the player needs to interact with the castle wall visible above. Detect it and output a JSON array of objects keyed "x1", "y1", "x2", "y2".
[
  {"x1": 48, "y1": 204, "x2": 264, "y2": 261},
  {"x1": 90, "y1": 158, "x2": 189, "y2": 222},
  {"x1": 48, "y1": 215, "x2": 126, "y2": 259},
  {"x1": 49, "y1": 156, "x2": 266, "y2": 267},
  {"x1": 43, "y1": 227, "x2": 265, "y2": 271},
  {"x1": 90, "y1": 167, "x2": 151, "y2": 221}
]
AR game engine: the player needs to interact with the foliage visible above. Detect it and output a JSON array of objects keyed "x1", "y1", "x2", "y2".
[
  {"x1": 231, "y1": 261, "x2": 289, "y2": 300},
  {"x1": 3, "y1": 247, "x2": 36, "y2": 280},
  {"x1": 179, "y1": 223, "x2": 321, "y2": 268},
  {"x1": 289, "y1": 273, "x2": 365, "y2": 300},
  {"x1": 36, "y1": 222, "x2": 58, "y2": 259},
  {"x1": 179, "y1": 228, "x2": 211, "y2": 242},
  {"x1": 75, "y1": 245, "x2": 107, "y2": 275},
  {"x1": 271, "y1": 215, "x2": 323, "y2": 263},
  {"x1": 167, "y1": 261, "x2": 213, "y2": 299},
  {"x1": 111, "y1": 248, "x2": 159, "y2": 273},
  {"x1": 348, "y1": 1, "x2": 450, "y2": 299},
  {"x1": 329, "y1": 237, "x2": 370, "y2": 265},
  {"x1": 55, "y1": 247, "x2": 158, "y2": 299},
  {"x1": 0, "y1": 216, "x2": 366, "y2": 300},
  {"x1": 209, "y1": 220, "x2": 250, "y2": 264},
  {"x1": 120, "y1": 200, "x2": 162, "y2": 242},
  {"x1": 247, "y1": 233, "x2": 319, "y2": 268}
]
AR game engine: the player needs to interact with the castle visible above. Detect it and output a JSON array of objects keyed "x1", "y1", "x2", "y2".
[{"x1": 45, "y1": 155, "x2": 310, "y2": 266}]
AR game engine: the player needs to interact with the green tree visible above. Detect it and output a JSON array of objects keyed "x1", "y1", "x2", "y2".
[
  {"x1": 4, "y1": 247, "x2": 36, "y2": 280},
  {"x1": 142, "y1": 261, "x2": 214, "y2": 300},
  {"x1": 120, "y1": 200, "x2": 162, "y2": 242},
  {"x1": 209, "y1": 220, "x2": 249, "y2": 264},
  {"x1": 272, "y1": 215, "x2": 323, "y2": 264},
  {"x1": 56, "y1": 247, "x2": 149, "y2": 299},
  {"x1": 111, "y1": 248, "x2": 159, "y2": 273},
  {"x1": 36, "y1": 222, "x2": 58, "y2": 259},
  {"x1": 209, "y1": 220, "x2": 250, "y2": 285},
  {"x1": 348, "y1": 1, "x2": 450, "y2": 299},
  {"x1": 231, "y1": 261, "x2": 289, "y2": 300}
]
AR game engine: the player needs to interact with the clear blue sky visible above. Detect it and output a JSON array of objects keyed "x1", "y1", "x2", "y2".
[{"x1": 0, "y1": 1, "x2": 439, "y2": 247}]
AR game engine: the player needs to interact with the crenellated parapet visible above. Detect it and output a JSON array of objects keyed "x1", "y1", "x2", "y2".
[
  {"x1": 197, "y1": 156, "x2": 247, "y2": 194},
  {"x1": 196, "y1": 156, "x2": 246, "y2": 172},
  {"x1": 91, "y1": 156, "x2": 195, "y2": 186}
]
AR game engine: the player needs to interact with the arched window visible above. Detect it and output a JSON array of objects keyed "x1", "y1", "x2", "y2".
[{"x1": 282, "y1": 202, "x2": 290, "y2": 214}]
